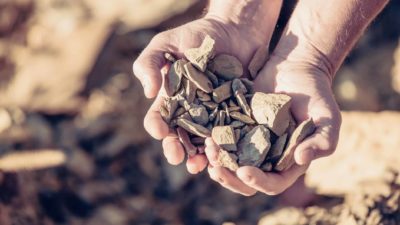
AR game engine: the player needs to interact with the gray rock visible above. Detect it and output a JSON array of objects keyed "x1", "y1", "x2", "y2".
[
  {"x1": 189, "y1": 104, "x2": 209, "y2": 125},
  {"x1": 184, "y1": 35, "x2": 215, "y2": 72},
  {"x1": 212, "y1": 126, "x2": 237, "y2": 151},
  {"x1": 237, "y1": 125, "x2": 271, "y2": 167},
  {"x1": 209, "y1": 54, "x2": 243, "y2": 80}
]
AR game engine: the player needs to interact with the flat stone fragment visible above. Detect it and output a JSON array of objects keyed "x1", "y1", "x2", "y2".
[
  {"x1": 177, "y1": 127, "x2": 197, "y2": 157},
  {"x1": 268, "y1": 133, "x2": 288, "y2": 161},
  {"x1": 237, "y1": 125, "x2": 271, "y2": 167},
  {"x1": 204, "y1": 70, "x2": 219, "y2": 87},
  {"x1": 212, "y1": 126, "x2": 237, "y2": 151},
  {"x1": 240, "y1": 125, "x2": 254, "y2": 139},
  {"x1": 218, "y1": 150, "x2": 239, "y2": 171},
  {"x1": 189, "y1": 104, "x2": 209, "y2": 125},
  {"x1": 240, "y1": 78, "x2": 255, "y2": 94},
  {"x1": 218, "y1": 110, "x2": 226, "y2": 126},
  {"x1": 251, "y1": 92, "x2": 292, "y2": 136},
  {"x1": 182, "y1": 78, "x2": 197, "y2": 104},
  {"x1": 209, "y1": 107, "x2": 218, "y2": 122},
  {"x1": 202, "y1": 101, "x2": 218, "y2": 110},
  {"x1": 176, "y1": 118, "x2": 211, "y2": 138},
  {"x1": 248, "y1": 45, "x2": 269, "y2": 79},
  {"x1": 228, "y1": 106, "x2": 241, "y2": 112},
  {"x1": 184, "y1": 62, "x2": 213, "y2": 93},
  {"x1": 230, "y1": 120, "x2": 245, "y2": 128},
  {"x1": 210, "y1": 54, "x2": 243, "y2": 80},
  {"x1": 178, "y1": 112, "x2": 192, "y2": 122},
  {"x1": 235, "y1": 92, "x2": 252, "y2": 117},
  {"x1": 191, "y1": 137, "x2": 205, "y2": 145},
  {"x1": 234, "y1": 129, "x2": 241, "y2": 142},
  {"x1": 232, "y1": 78, "x2": 247, "y2": 94},
  {"x1": 165, "y1": 60, "x2": 184, "y2": 96},
  {"x1": 212, "y1": 81, "x2": 232, "y2": 103},
  {"x1": 160, "y1": 97, "x2": 178, "y2": 123},
  {"x1": 196, "y1": 90, "x2": 211, "y2": 102},
  {"x1": 184, "y1": 35, "x2": 215, "y2": 72},
  {"x1": 164, "y1": 52, "x2": 177, "y2": 63},
  {"x1": 230, "y1": 111, "x2": 256, "y2": 124},
  {"x1": 275, "y1": 118, "x2": 316, "y2": 171},
  {"x1": 174, "y1": 107, "x2": 186, "y2": 118}
]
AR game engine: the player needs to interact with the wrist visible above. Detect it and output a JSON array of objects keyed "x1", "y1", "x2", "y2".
[{"x1": 205, "y1": 0, "x2": 283, "y2": 46}]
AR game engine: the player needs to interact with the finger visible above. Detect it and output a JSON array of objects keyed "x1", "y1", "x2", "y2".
[
  {"x1": 294, "y1": 115, "x2": 341, "y2": 165},
  {"x1": 204, "y1": 138, "x2": 220, "y2": 166},
  {"x1": 133, "y1": 35, "x2": 169, "y2": 98},
  {"x1": 162, "y1": 134, "x2": 185, "y2": 165},
  {"x1": 143, "y1": 95, "x2": 169, "y2": 140},
  {"x1": 186, "y1": 154, "x2": 208, "y2": 174},
  {"x1": 236, "y1": 164, "x2": 308, "y2": 195},
  {"x1": 208, "y1": 166, "x2": 257, "y2": 196}
]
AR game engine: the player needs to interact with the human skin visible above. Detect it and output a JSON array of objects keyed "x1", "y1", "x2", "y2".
[
  {"x1": 205, "y1": 0, "x2": 389, "y2": 195},
  {"x1": 133, "y1": 0, "x2": 282, "y2": 178}
]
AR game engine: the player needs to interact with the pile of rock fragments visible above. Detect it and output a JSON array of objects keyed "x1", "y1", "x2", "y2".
[{"x1": 160, "y1": 35, "x2": 315, "y2": 172}]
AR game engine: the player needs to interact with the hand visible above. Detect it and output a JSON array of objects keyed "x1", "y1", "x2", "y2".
[
  {"x1": 133, "y1": 8, "x2": 280, "y2": 174},
  {"x1": 205, "y1": 47, "x2": 341, "y2": 196}
]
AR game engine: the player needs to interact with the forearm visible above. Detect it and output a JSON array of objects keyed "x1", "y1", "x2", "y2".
[
  {"x1": 274, "y1": 0, "x2": 389, "y2": 79},
  {"x1": 206, "y1": 0, "x2": 283, "y2": 45}
]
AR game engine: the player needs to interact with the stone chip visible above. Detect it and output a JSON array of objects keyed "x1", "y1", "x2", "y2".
[
  {"x1": 218, "y1": 150, "x2": 239, "y2": 171},
  {"x1": 184, "y1": 35, "x2": 215, "y2": 72},
  {"x1": 237, "y1": 125, "x2": 271, "y2": 167},
  {"x1": 210, "y1": 54, "x2": 243, "y2": 80},
  {"x1": 184, "y1": 63, "x2": 213, "y2": 93},
  {"x1": 251, "y1": 92, "x2": 292, "y2": 136},
  {"x1": 212, "y1": 126, "x2": 237, "y2": 151},
  {"x1": 176, "y1": 118, "x2": 211, "y2": 138}
]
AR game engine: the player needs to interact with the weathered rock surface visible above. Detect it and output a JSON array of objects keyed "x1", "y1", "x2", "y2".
[
  {"x1": 251, "y1": 92, "x2": 292, "y2": 136},
  {"x1": 211, "y1": 126, "x2": 237, "y2": 151},
  {"x1": 209, "y1": 54, "x2": 243, "y2": 80},
  {"x1": 275, "y1": 118, "x2": 316, "y2": 171},
  {"x1": 165, "y1": 59, "x2": 184, "y2": 96},
  {"x1": 212, "y1": 81, "x2": 232, "y2": 103},
  {"x1": 218, "y1": 150, "x2": 239, "y2": 171},
  {"x1": 237, "y1": 125, "x2": 271, "y2": 167},
  {"x1": 184, "y1": 62, "x2": 213, "y2": 93},
  {"x1": 184, "y1": 35, "x2": 215, "y2": 72},
  {"x1": 188, "y1": 104, "x2": 209, "y2": 125},
  {"x1": 176, "y1": 118, "x2": 211, "y2": 138}
]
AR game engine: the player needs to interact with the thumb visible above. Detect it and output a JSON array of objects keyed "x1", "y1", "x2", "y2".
[
  {"x1": 133, "y1": 36, "x2": 168, "y2": 98},
  {"x1": 294, "y1": 118, "x2": 341, "y2": 165}
]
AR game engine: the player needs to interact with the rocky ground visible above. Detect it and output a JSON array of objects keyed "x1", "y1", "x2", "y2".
[{"x1": 0, "y1": 0, "x2": 399, "y2": 224}]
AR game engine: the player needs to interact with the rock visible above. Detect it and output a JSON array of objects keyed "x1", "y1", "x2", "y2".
[
  {"x1": 218, "y1": 150, "x2": 239, "y2": 171},
  {"x1": 211, "y1": 126, "x2": 237, "y2": 151},
  {"x1": 228, "y1": 106, "x2": 241, "y2": 112},
  {"x1": 182, "y1": 78, "x2": 197, "y2": 104},
  {"x1": 232, "y1": 78, "x2": 247, "y2": 94},
  {"x1": 230, "y1": 120, "x2": 245, "y2": 128},
  {"x1": 235, "y1": 91, "x2": 252, "y2": 117},
  {"x1": 209, "y1": 107, "x2": 219, "y2": 122},
  {"x1": 230, "y1": 111, "x2": 256, "y2": 124},
  {"x1": 160, "y1": 97, "x2": 178, "y2": 123},
  {"x1": 240, "y1": 78, "x2": 255, "y2": 94},
  {"x1": 184, "y1": 62, "x2": 213, "y2": 93},
  {"x1": 210, "y1": 54, "x2": 243, "y2": 80},
  {"x1": 165, "y1": 59, "x2": 185, "y2": 96},
  {"x1": 219, "y1": 110, "x2": 226, "y2": 126},
  {"x1": 176, "y1": 118, "x2": 211, "y2": 138},
  {"x1": 212, "y1": 81, "x2": 232, "y2": 103},
  {"x1": 202, "y1": 101, "x2": 218, "y2": 110},
  {"x1": 188, "y1": 104, "x2": 209, "y2": 125},
  {"x1": 234, "y1": 129, "x2": 241, "y2": 142},
  {"x1": 184, "y1": 35, "x2": 215, "y2": 72},
  {"x1": 196, "y1": 90, "x2": 211, "y2": 102},
  {"x1": 177, "y1": 127, "x2": 197, "y2": 157},
  {"x1": 275, "y1": 118, "x2": 316, "y2": 171},
  {"x1": 268, "y1": 133, "x2": 288, "y2": 161},
  {"x1": 204, "y1": 70, "x2": 219, "y2": 87},
  {"x1": 251, "y1": 92, "x2": 292, "y2": 136},
  {"x1": 164, "y1": 52, "x2": 177, "y2": 63},
  {"x1": 248, "y1": 45, "x2": 269, "y2": 79},
  {"x1": 237, "y1": 125, "x2": 271, "y2": 167},
  {"x1": 174, "y1": 107, "x2": 186, "y2": 117}
]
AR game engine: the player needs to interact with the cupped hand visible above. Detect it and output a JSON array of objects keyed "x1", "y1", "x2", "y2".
[
  {"x1": 205, "y1": 53, "x2": 341, "y2": 195},
  {"x1": 133, "y1": 16, "x2": 275, "y2": 174}
]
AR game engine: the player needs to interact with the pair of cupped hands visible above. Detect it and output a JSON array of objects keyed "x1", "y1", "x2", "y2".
[{"x1": 133, "y1": 13, "x2": 341, "y2": 196}]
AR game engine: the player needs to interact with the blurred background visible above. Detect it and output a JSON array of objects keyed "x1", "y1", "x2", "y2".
[{"x1": 0, "y1": 0, "x2": 399, "y2": 224}]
